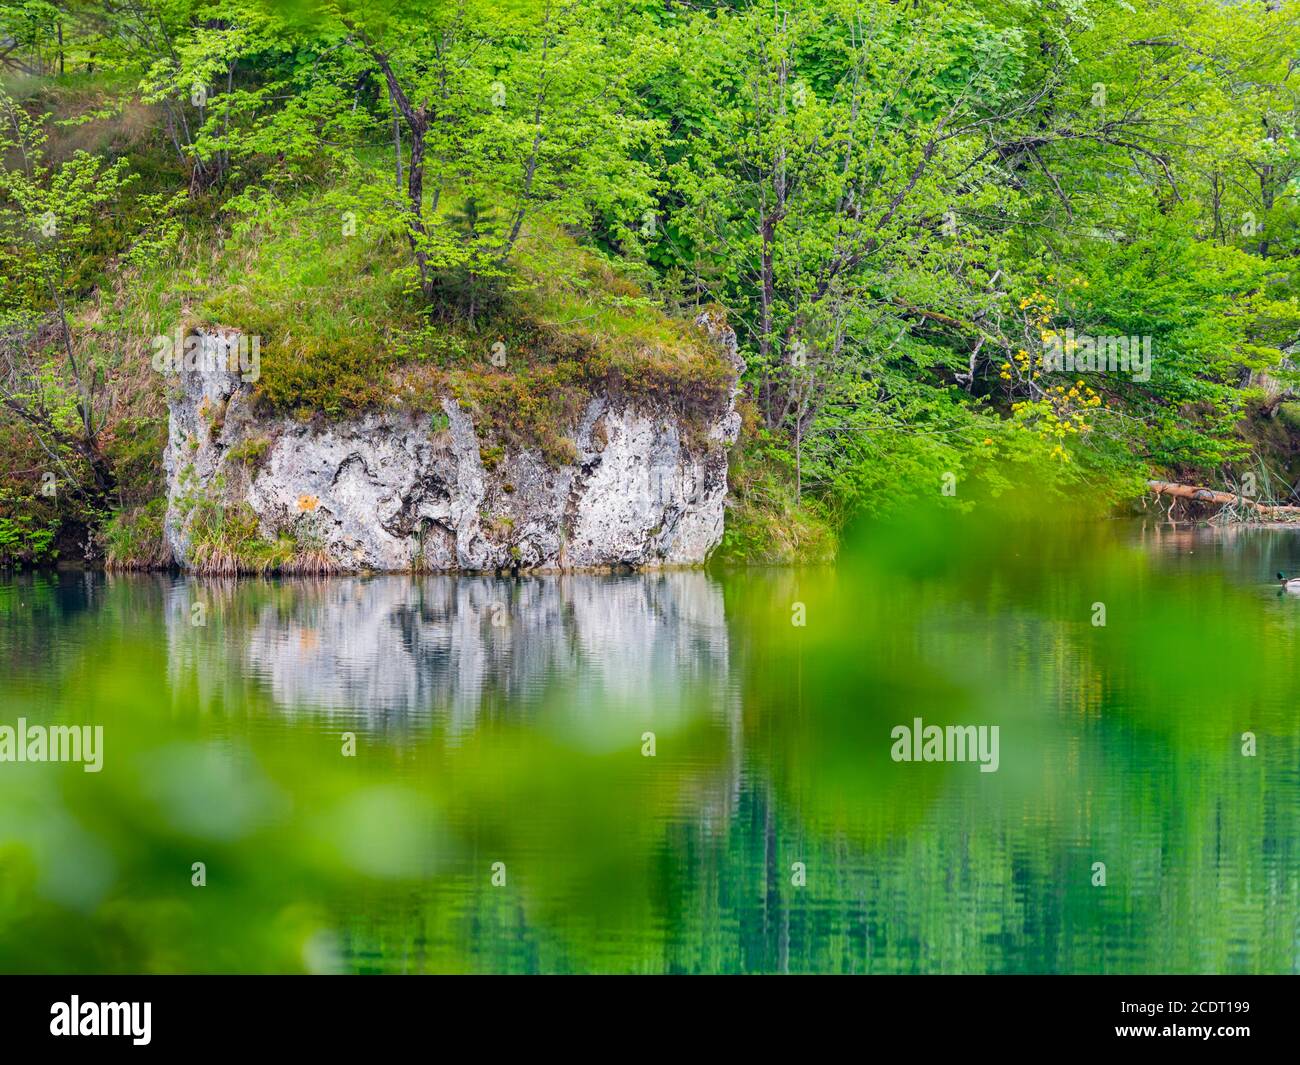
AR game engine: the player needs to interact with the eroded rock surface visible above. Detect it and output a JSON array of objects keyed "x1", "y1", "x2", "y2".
[{"x1": 164, "y1": 315, "x2": 744, "y2": 572}]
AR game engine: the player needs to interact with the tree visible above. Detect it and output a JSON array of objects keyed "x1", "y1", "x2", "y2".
[
  {"x1": 0, "y1": 88, "x2": 134, "y2": 500},
  {"x1": 202, "y1": 0, "x2": 663, "y2": 316}
]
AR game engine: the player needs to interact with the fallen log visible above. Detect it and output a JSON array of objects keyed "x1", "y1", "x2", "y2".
[{"x1": 1146, "y1": 480, "x2": 1300, "y2": 516}]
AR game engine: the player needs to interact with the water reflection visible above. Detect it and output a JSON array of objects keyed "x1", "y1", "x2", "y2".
[
  {"x1": 2, "y1": 519, "x2": 1299, "y2": 973},
  {"x1": 1132, "y1": 519, "x2": 1300, "y2": 590},
  {"x1": 163, "y1": 572, "x2": 732, "y2": 723}
]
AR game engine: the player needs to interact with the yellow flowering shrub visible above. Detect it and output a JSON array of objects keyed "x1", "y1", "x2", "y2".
[{"x1": 1010, "y1": 381, "x2": 1105, "y2": 462}]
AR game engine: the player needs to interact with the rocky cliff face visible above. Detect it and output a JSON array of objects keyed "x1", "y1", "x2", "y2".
[{"x1": 163, "y1": 315, "x2": 744, "y2": 573}]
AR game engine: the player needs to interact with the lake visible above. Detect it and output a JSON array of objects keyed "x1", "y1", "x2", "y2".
[{"x1": 2, "y1": 515, "x2": 1298, "y2": 973}]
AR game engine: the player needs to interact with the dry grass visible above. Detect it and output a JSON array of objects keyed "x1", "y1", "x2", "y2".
[{"x1": 281, "y1": 549, "x2": 341, "y2": 576}]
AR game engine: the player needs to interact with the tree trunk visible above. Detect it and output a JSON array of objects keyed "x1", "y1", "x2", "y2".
[{"x1": 1147, "y1": 480, "x2": 1300, "y2": 515}]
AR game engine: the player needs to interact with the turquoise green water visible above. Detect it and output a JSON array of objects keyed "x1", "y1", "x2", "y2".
[{"x1": 1, "y1": 517, "x2": 1298, "y2": 973}]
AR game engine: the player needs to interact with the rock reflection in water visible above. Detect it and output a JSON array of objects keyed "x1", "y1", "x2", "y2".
[{"x1": 165, "y1": 572, "x2": 737, "y2": 737}]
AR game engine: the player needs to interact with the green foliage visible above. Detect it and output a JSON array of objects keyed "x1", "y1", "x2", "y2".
[
  {"x1": 225, "y1": 434, "x2": 270, "y2": 468},
  {"x1": 171, "y1": 467, "x2": 287, "y2": 575},
  {"x1": 0, "y1": 491, "x2": 59, "y2": 566},
  {"x1": 103, "y1": 497, "x2": 169, "y2": 570},
  {"x1": 199, "y1": 189, "x2": 413, "y2": 414},
  {"x1": 626, "y1": 0, "x2": 1300, "y2": 535},
  {"x1": 200, "y1": 181, "x2": 733, "y2": 460},
  {"x1": 714, "y1": 426, "x2": 837, "y2": 564},
  {"x1": 101, "y1": 415, "x2": 168, "y2": 505},
  {"x1": 187, "y1": 498, "x2": 294, "y2": 576},
  {"x1": 5, "y1": 0, "x2": 1300, "y2": 565},
  {"x1": 0, "y1": 85, "x2": 136, "y2": 319}
]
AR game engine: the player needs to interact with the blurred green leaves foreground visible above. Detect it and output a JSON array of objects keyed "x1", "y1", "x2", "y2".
[{"x1": 1, "y1": 502, "x2": 1298, "y2": 972}]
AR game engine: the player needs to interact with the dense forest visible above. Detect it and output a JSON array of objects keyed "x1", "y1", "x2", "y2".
[{"x1": 2, "y1": 0, "x2": 1299, "y2": 567}]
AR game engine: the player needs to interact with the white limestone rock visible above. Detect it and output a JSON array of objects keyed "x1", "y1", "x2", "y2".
[{"x1": 163, "y1": 315, "x2": 744, "y2": 572}]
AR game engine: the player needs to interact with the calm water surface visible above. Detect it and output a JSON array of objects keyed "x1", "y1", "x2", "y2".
[{"x1": 1, "y1": 518, "x2": 1298, "y2": 973}]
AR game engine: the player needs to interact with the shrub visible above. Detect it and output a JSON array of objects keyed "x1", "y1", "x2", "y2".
[{"x1": 104, "y1": 498, "x2": 171, "y2": 569}]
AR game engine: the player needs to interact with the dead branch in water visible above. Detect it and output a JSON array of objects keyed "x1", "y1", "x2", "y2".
[{"x1": 1146, "y1": 480, "x2": 1300, "y2": 520}]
